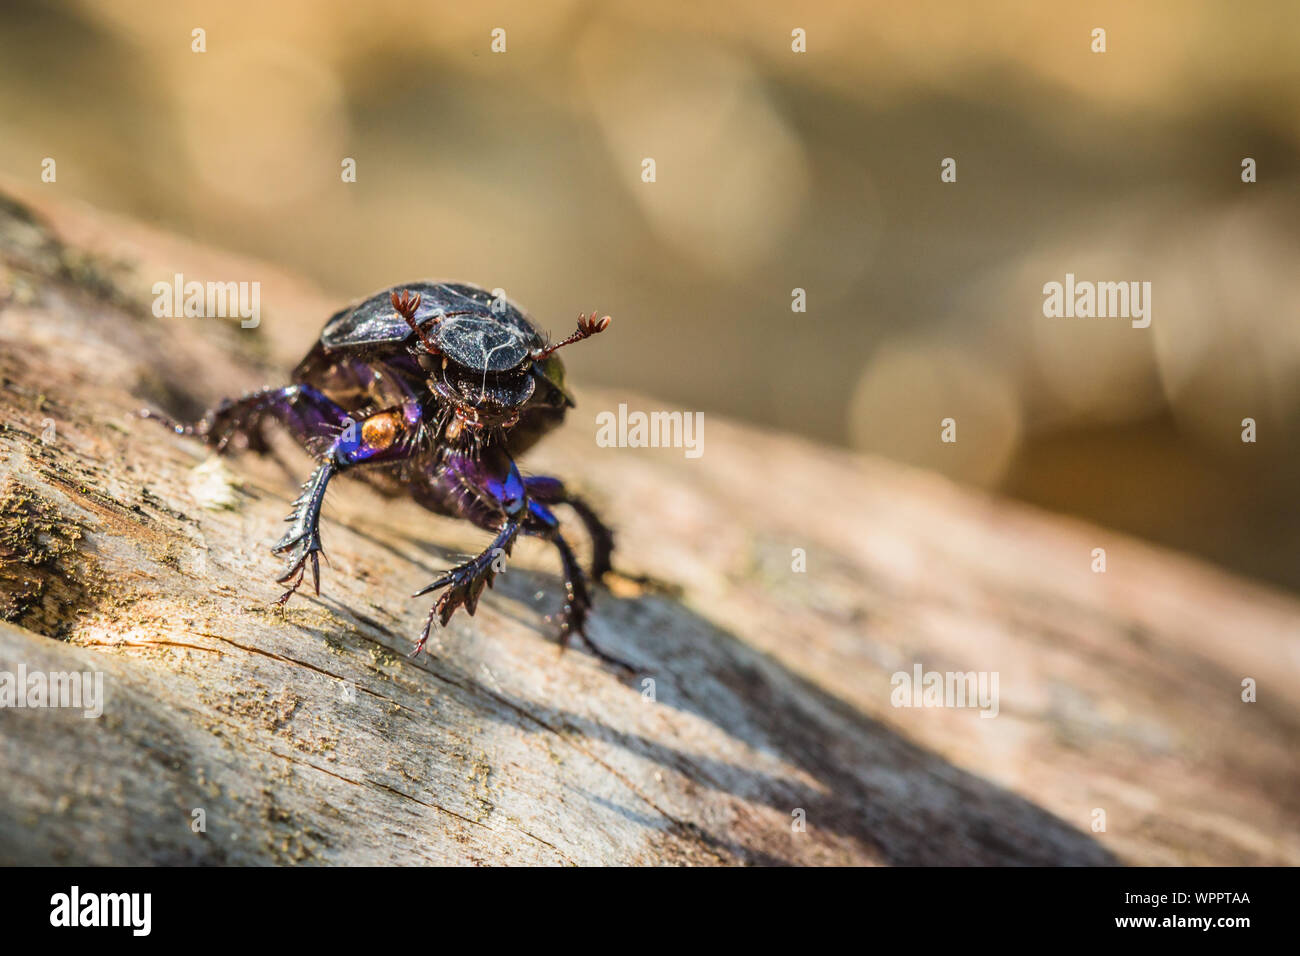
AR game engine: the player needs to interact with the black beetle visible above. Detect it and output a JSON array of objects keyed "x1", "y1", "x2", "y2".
[{"x1": 148, "y1": 281, "x2": 627, "y2": 667}]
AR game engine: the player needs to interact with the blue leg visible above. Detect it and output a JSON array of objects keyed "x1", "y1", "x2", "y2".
[
  {"x1": 147, "y1": 385, "x2": 429, "y2": 604},
  {"x1": 523, "y1": 476, "x2": 614, "y2": 579},
  {"x1": 413, "y1": 451, "x2": 633, "y2": 670},
  {"x1": 270, "y1": 399, "x2": 424, "y2": 603},
  {"x1": 197, "y1": 384, "x2": 352, "y2": 457},
  {"x1": 410, "y1": 520, "x2": 520, "y2": 655},
  {"x1": 408, "y1": 447, "x2": 527, "y2": 654}
]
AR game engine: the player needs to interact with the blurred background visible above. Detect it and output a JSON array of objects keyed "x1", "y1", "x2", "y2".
[{"x1": 1, "y1": 0, "x2": 1297, "y2": 590}]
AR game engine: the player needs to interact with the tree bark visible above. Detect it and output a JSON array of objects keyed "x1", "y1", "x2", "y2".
[{"x1": 1, "y1": 181, "x2": 1296, "y2": 865}]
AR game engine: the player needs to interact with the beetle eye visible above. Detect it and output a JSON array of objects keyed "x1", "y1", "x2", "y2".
[{"x1": 416, "y1": 352, "x2": 438, "y2": 372}]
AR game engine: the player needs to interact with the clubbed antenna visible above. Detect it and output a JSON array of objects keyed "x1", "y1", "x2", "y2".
[
  {"x1": 391, "y1": 289, "x2": 439, "y2": 355},
  {"x1": 531, "y1": 311, "x2": 611, "y2": 362}
]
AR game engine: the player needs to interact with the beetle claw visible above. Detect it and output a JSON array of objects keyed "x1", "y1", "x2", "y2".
[
  {"x1": 273, "y1": 535, "x2": 325, "y2": 603},
  {"x1": 410, "y1": 524, "x2": 519, "y2": 655}
]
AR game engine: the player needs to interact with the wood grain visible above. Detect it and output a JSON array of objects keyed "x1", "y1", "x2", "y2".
[{"x1": 1, "y1": 181, "x2": 1296, "y2": 865}]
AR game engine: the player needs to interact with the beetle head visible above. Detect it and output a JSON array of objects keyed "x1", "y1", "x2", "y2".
[
  {"x1": 420, "y1": 350, "x2": 536, "y2": 439},
  {"x1": 392, "y1": 290, "x2": 608, "y2": 443}
]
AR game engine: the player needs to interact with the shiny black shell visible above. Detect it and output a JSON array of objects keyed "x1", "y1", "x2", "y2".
[{"x1": 321, "y1": 281, "x2": 543, "y2": 372}]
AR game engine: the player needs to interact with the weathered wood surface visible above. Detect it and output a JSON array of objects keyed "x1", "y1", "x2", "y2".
[{"x1": 0, "y1": 181, "x2": 1297, "y2": 866}]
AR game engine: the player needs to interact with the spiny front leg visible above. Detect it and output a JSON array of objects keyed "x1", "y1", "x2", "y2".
[
  {"x1": 409, "y1": 445, "x2": 526, "y2": 655},
  {"x1": 410, "y1": 520, "x2": 520, "y2": 657},
  {"x1": 275, "y1": 401, "x2": 425, "y2": 605},
  {"x1": 412, "y1": 447, "x2": 633, "y2": 671},
  {"x1": 145, "y1": 383, "x2": 352, "y2": 601},
  {"x1": 273, "y1": 460, "x2": 334, "y2": 603}
]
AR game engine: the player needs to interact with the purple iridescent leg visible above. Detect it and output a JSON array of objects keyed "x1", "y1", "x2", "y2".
[
  {"x1": 410, "y1": 519, "x2": 520, "y2": 655},
  {"x1": 192, "y1": 385, "x2": 426, "y2": 603},
  {"x1": 277, "y1": 398, "x2": 424, "y2": 602},
  {"x1": 195, "y1": 384, "x2": 351, "y2": 457},
  {"x1": 410, "y1": 447, "x2": 631, "y2": 670},
  {"x1": 409, "y1": 446, "x2": 524, "y2": 654}
]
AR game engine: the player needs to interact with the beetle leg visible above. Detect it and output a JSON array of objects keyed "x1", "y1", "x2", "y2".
[
  {"x1": 524, "y1": 499, "x2": 634, "y2": 673},
  {"x1": 274, "y1": 400, "x2": 425, "y2": 605},
  {"x1": 522, "y1": 476, "x2": 614, "y2": 580},
  {"x1": 410, "y1": 520, "x2": 520, "y2": 657},
  {"x1": 272, "y1": 460, "x2": 334, "y2": 602},
  {"x1": 186, "y1": 384, "x2": 354, "y2": 460},
  {"x1": 409, "y1": 450, "x2": 630, "y2": 670},
  {"x1": 409, "y1": 446, "x2": 524, "y2": 654}
]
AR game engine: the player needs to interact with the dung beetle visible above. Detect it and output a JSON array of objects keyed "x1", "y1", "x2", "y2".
[{"x1": 148, "y1": 281, "x2": 627, "y2": 668}]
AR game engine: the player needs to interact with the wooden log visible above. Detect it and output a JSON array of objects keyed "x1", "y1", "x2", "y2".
[{"x1": 0, "y1": 181, "x2": 1296, "y2": 865}]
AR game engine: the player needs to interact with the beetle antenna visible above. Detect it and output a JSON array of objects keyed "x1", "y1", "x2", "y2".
[
  {"x1": 531, "y1": 311, "x2": 611, "y2": 361},
  {"x1": 391, "y1": 289, "x2": 439, "y2": 355}
]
